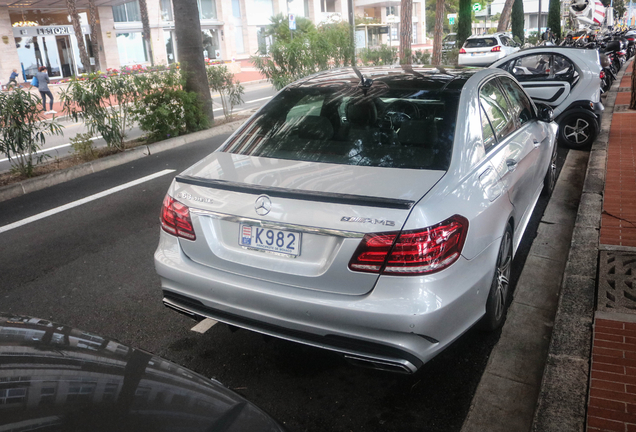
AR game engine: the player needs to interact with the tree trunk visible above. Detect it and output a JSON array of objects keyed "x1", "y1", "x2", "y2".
[
  {"x1": 139, "y1": 0, "x2": 154, "y2": 66},
  {"x1": 432, "y1": 0, "x2": 444, "y2": 65},
  {"x1": 66, "y1": 0, "x2": 91, "y2": 74},
  {"x1": 174, "y1": 0, "x2": 214, "y2": 122},
  {"x1": 457, "y1": 0, "x2": 472, "y2": 51},
  {"x1": 88, "y1": 0, "x2": 101, "y2": 72},
  {"x1": 400, "y1": 0, "x2": 413, "y2": 65},
  {"x1": 497, "y1": 0, "x2": 514, "y2": 32},
  {"x1": 630, "y1": 59, "x2": 636, "y2": 110}
]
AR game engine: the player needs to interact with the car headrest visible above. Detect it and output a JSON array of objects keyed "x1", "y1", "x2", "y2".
[
  {"x1": 346, "y1": 100, "x2": 377, "y2": 126},
  {"x1": 297, "y1": 116, "x2": 334, "y2": 140},
  {"x1": 398, "y1": 119, "x2": 438, "y2": 147}
]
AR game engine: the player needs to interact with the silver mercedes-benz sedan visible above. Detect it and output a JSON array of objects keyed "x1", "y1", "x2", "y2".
[{"x1": 155, "y1": 66, "x2": 558, "y2": 373}]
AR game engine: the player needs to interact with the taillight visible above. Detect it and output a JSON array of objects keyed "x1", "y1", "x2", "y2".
[
  {"x1": 459, "y1": 48, "x2": 466, "y2": 54},
  {"x1": 348, "y1": 215, "x2": 468, "y2": 276},
  {"x1": 600, "y1": 71, "x2": 606, "y2": 79},
  {"x1": 491, "y1": 46, "x2": 501, "y2": 52},
  {"x1": 161, "y1": 194, "x2": 196, "y2": 240},
  {"x1": 620, "y1": 50, "x2": 627, "y2": 55},
  {"x1": 628, "y1": 37, "x2": 635, "y2": 41}
]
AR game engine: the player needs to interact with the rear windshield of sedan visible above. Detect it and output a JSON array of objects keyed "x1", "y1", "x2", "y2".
[
  {"x1": 222, "y1": 85, "x2": 460, "y2": 170},
  {"x1": 464, "y1": 38, "x2": 498, "y2": 48}
]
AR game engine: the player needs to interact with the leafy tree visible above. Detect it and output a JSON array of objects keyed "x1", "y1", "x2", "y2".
[
  {"x1": 457, "y1": 0, "x2": 472, "y2": 51},
  {"x1": 206, "y1": 65, "x2": 245, "y2": 120},
  {"x1": 511, "y1": 0, "x2": 524, "y2": 44},
  {"x1": 0, "y1": 88, "x2": 63, "y2": 177},
  {"x1": 174, "y1": 0, "x2": 214, "y2": 123},
  {"x1": 547, "y1": 0, "x2": 561, "y2": 40},
  {"x1": 252, "y1": 16, "x2": 353, "y2": 90},
  {"x1": 498, "y1": 0, "x2": 514, "y2": 31}
]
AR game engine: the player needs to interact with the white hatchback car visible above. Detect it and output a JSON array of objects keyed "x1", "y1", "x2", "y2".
[
  {"x1": 490, "y1": 47, "x2": 604, "y2": 149},
  {"x1": 155, "y1": 66, "x2": 557, "y2": 373},
  {"x1": 458, "y1": 33, "x2": 521, "y2": 66}
]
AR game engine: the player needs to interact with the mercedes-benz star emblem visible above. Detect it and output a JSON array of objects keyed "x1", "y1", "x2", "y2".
[{"x1": 254, "y1": 195, "x2": 272, "y2": 216}]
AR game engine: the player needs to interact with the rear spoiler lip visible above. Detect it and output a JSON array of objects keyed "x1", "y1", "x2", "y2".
[{"x1": 175, "y1": 175, "x2": 415, "y2": 210}]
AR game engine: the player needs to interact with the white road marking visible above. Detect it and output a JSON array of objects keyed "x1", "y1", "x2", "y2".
[
  {"x1": 211, "y1": 96, "x2": 273, "y2": 112},
  {"x1": 191, "y1": 318, "x2": 218, "y2": 333},
  {"x1": 0, "y1": 169, "x2": 176, "y2": 235},
  {"x1": 0, "y1": 136, "x2": 103, "y2": 163}
]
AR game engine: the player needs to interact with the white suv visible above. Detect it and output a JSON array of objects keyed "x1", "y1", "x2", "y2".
[{"x1": 458, "y1": 33, "x2": 521, "y2": 66}]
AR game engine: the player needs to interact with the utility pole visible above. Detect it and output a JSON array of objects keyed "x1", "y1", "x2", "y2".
[{"x1": 348, "y1": 0, "x2": 356, "y2": 65}]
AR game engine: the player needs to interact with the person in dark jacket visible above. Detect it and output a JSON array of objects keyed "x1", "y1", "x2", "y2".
[
  {"x1": 35, "y1": 66, "x2": 55, "y2": 113},
  {"x1": 8, "y1": 69, "x2": 19, "y2": 88}
]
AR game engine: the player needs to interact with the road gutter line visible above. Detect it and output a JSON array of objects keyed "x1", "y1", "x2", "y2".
[
  {"x1": 0, "y1": 169, "x2": 175, "y2": 235},
  {"x1": 0, "y1": 136, "x2": 103, "y2": 164}
]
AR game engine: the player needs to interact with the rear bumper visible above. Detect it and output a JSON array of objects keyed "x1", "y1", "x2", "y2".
[
  {"x1": 155, "y1": 231, "x2": 498, "y2": 373},
  {"x1": 458, "y1": 53, "x2": 502, "y2": 66}
]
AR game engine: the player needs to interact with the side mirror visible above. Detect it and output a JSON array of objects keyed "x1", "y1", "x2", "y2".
[{"x1": 535, "y1": 103, "x2": 554, "y2": 122}]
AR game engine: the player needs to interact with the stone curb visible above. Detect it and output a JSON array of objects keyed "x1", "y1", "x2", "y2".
[
  {"x1": 0, "y1": 120, "x2": 244, "y2": 204},
  {"x1": 530, "y1": 63, "x2": 629, "y2": 431}
]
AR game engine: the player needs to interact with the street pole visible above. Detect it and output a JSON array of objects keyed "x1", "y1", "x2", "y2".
[{"x1": 538, "y1": 0, "x2": 542, "y2": 36}]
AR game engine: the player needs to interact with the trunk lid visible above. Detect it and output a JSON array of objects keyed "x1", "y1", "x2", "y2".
[{"x1": 171, "y1": 152, "x2": 445, "y2": 296}]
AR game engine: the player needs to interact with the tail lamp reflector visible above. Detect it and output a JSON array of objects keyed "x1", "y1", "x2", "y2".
[
  {"x1": 161, "y1": 194, "x2": 196, "y2": 241},
  {"x1": 491, "y1": 46, "x2": 501, "y2": 52},
  {"x1": 349, "y1": 215, "x2": 469, "y2": 276},
  {"x1": 600, "y1": 71, "x2": 606, "y2": 79},
  {"x1": 459, "y1": 48, "x2": 467, "y2": 54}
]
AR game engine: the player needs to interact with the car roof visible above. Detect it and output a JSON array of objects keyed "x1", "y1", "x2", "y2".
[{"x1": 287, "y1": 66, "x2": 481, "y2": 92}]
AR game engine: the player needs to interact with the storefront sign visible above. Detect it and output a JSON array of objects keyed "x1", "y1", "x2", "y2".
[{"x1": 12, "y1": 25, "x2": 90, "y2": 38}]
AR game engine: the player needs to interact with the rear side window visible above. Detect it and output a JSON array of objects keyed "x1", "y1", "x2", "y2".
[
  {"x1": 465, "y1": 38, "x2": 497, "y2": 48},
  {"x1": 479, "y1": 80, "x2": 515, "y2": 144},
  {"x1": 498, "y1": 76, "x2": 536, "y2": 126},
  {"x1": 223, "y1": 86, "x2": 460, "y2": 170}
]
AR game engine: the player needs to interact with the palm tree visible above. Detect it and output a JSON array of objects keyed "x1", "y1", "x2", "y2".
[
  {"x1": 431, "y1": 0, "x2": 444, "y2": 65},
  {"x1": 88, "y1": 0, "x2": 100, "y2": 72},
  {"x1": 66, "y1": 0, "x2": 90, "y2": 74},
  {"x1": 139, "y1": 0, "x2": 155, "y2": 66},
  {"x1": 174, "y1": 0, "x2": 214, "y2": 122},
  {"x1": 400, "y1": 0, "x2": 413, "y2": 64},
  {"x1": 457, "y1": 0, "x2": 471, "y2": 51}
]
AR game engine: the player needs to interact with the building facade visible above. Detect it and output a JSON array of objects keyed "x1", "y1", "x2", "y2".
[{"x1": 1, "y1": 0, "x2": 425, "y2": 85}]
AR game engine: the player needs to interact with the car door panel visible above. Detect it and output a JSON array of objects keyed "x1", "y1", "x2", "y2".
[{"x1": 520, "y1": 82, "x2": 571, "y2": 106}]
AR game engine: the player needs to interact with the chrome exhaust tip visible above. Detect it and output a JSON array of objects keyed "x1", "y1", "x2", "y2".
[{"x1": 344, "y1": 355, "x2": 417, "y2": 374}]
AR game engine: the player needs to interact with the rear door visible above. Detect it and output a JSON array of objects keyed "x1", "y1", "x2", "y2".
[
  {"x1": 502, "y1": 53, "x2": 575, "y2": 108},
  {"x1": 478, "y1": 77, "x2": 542, "y2": 233}
]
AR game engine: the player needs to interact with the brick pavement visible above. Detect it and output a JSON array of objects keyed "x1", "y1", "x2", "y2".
[{"x1": 589, "y1": 60, "x2": 636, "y2": 432}]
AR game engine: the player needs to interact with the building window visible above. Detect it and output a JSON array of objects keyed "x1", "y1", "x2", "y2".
[
  {"x1": 412, "y1": 23, "x2": 417, "y2": 43},
  {"x1": 161, "y1": 0, "x2": 173, "y2": 21},
  {"x1": 257, "y1": 27, "x2": 271, "y2": 54},
  {"x1": 164, "y1": 30, "x2": 176, "y2": 63},
  {"x1": 253, "y1": 0, "x2": 274, "y2": 21},
  {"x1": 116, "y1": 32, "x2": 148, "y2": 65},
  {"x1": 201, "y1": 29, "x2": 221, "y2": 59},
  {"x1": 321, "y1": 0, "x2": 335, "y2": 13},
  {"x1": 386, "y1": 6, "x2": 396, "y2": 16},
  {"x1": 391, "y1": 25, "x2": 398, "y2": 41},
  {"x1": 232, "y1": 0, "x2": 244, "y2": 54},
  {"x1": 199, "y1": 0, "x2": 217, "y2": 20},
  {"x1": 113, "y1": 1, "x2": 141, "y2": 22}
]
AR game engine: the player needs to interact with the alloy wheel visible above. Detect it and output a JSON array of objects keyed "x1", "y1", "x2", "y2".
[
  {"x1": 563, "y1": 118, "x2": 591, "y2": 145},
  {"x1": 492, "y1": 230, "x2": 512, "y2": 322}
]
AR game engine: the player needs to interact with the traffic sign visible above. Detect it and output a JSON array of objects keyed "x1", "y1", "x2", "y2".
[
  {"x1": 449, "y1": 17, "x2": 455, "y2": 24},
  {"x1": 289, "y1": 14, "x2": 296, "y2": 30},
  {"x1": 472, "y1": 3, "x2": 482, "y2": 11}
]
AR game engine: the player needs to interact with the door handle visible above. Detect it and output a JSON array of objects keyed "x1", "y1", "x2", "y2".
[
  {"x1": 533, "y1": 139, "x2": 541, "y2": 147},
  {"x1": 506, "y1": 159, "x2": 518, "y2": 172}
]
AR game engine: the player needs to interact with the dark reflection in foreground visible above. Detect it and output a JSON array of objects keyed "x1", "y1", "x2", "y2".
[{"x1": 0, "y1": 315, "x2": 286, "y2": 432}]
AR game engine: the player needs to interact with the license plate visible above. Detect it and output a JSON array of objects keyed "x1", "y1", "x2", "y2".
[{"x1": 239, "y1": 224, "x2": 302, "y2": 257}]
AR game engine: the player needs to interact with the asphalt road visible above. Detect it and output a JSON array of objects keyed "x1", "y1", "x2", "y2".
[{"x1": 0, "y1": 133, "x2": 569, "y2": 432}]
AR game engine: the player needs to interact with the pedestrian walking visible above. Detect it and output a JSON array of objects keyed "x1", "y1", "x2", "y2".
[
  {"x1": 35, "y1": 66, "x2": 56, "y2": 114},
  {"x1": 8, "y1": 69, "x2": 19, "y2": 88}
]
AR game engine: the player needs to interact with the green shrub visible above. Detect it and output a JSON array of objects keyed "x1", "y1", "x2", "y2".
[
  {"x1": 359, "y1": 45, "x2": 398, "y2": 66},
  {"x1": 61, "y1": 74, "x2": 137, "y2": 151},
  {"x1": 442, "y1": 48, "x2": 459, "y2": 65},
  {"x1": 131, "y1": 70, "x2": 208, "y2": 142},
  {"x1": 70, "y1": 132, "x2": 96, "y2": 161},
  {"x1": 206, "y1": 65, "x2": 245, "y2": 120},
  {"x1": 413, "y1": 50, "x2": 432, "y2": 65},
  {"x1": 0, "y1": 88, "x2": 63, "y2": 177}
]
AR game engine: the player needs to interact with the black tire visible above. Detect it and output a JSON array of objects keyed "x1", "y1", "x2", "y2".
[
  {"x1": 558, "y1": 111, "x2": 598, "y2": 149},
  {"x1": 481, "y1": 224, "x2": 513, "y2": 331},
  {"x1": 542, "y1": 142, "x2": 557, "y2": 197}
]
